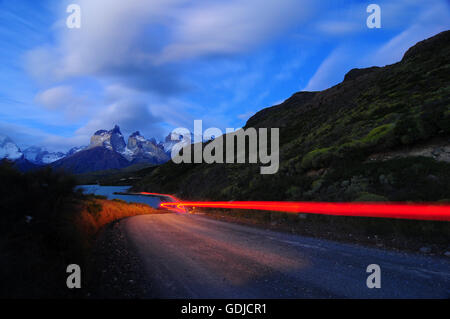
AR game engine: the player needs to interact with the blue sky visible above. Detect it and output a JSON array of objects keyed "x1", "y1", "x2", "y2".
[{"x1": 0, "y1": 0, "x2": 449, "y2": 151}]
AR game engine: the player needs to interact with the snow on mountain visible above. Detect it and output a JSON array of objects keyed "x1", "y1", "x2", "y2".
[
  {"x1": 89, "y1": 125, "x2": 126, "y2": 153},
  {"x1": 4, "y1": 124, "x2": 196, "y2": 174},
  {"x1": 88, "y1": 125, "x2": 171, "y2": 164},
  {"x1": 161, "y1": 131, "x2": 200, "y2": 155},
  {"x1": 40, "y1": 151, "x2": 66, "y2": 164},
  {"x1": 22, "y1": 146, "x2": 40, "y2": 162},
  {"x1": 126, "y1": 131, "x2": 169, "y2": 164},
  {"x1": 0, "y1": 135, "x2": 23, "y2": 160},
  {"x1": 66, "y1": 146, "x2": 86, "y2": 157},
  {"x1": 23, "y1": 146, "x2": 65, "y2": 164}
]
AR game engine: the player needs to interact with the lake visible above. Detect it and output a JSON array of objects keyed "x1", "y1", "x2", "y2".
[{"x1": 77, "y1": 185, "x2": 161, "y2": 208}]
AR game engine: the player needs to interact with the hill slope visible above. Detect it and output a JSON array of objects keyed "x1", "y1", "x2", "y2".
[
  {"x1": 51, "y1": 147, "x2": 130, "y2": 174},
  {"x1": 132, "y1": 31, "x2": 450, "y2": 202}
]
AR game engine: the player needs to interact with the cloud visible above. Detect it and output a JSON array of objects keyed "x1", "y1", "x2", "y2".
[
  {"x1": 303, "y1": 46, "x2": 352, "y2": 91},
  {"x1": 0, "y1": 120, "x2": 86, "y2": 152},
  {"x1": 12, "y1": 0, "x2": 450, "y2": 152},
  {"x1": 25, "y1": 0, "x2": 317, "y2": 95},
  {"x1": 157, "y1": 0, "x2": 314, "y2": 63},
  {"x1": 366, "y1": 2, "x2": 450, "y2": 66},
  {"x1": 34, "y1": 85, "x2": 89, "y2": 122},
  {"x1": 76, "y1": 100, "x2": 164, "y2": 141},
  {"x1": 304, "y1": 0, "x2": 450, "y2": 91},
  {"x1": 35, "y1": 86, "x2": 73, "y2": 110},
  {"x1": 237, "y1": 111, "x2": 255, "y2": 120}
]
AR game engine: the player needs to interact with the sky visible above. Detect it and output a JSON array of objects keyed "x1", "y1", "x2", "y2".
[{"x1": 0, "y1": 0, "x2": 449, "y2": 152}]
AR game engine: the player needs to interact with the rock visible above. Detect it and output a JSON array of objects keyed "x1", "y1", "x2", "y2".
[
  {"x1": 444, "y1": 251, "x2": 450, "y2": 257},
  {"x1": 419, "y1": 247, "x2": 432, "y2": 254},
  {"x1": 431, "y1": 148, "x2": 442, "y2": 157}
]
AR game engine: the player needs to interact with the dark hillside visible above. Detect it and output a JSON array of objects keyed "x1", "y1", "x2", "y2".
[{"x1": 133, "y1": 31, "x2": 450, "y2": 203}]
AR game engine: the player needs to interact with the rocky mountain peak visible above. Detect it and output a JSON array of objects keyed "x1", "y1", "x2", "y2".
[
  {"x1": 0, "y1": 135, "x2": 23, "y2": 160},
  {"x1": 126, "y1": 131, "x2": 169, "y2": 164},
  {"x1": 89, "y1": 124, "x2": 126, "y2": 153},
  {"x1": 23, "y1": 146, "x2": 65, "y2": 164}
]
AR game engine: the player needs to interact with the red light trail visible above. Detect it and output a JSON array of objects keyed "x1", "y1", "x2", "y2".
[
  {"x1": 136, "y1": 192, "x2": 450, "y2": 221},
  {"x1": 159, "y1": 200, "x2": 450, "y2": 221},
  {"x1": 139, "y1": 192, "x2": 180, "y2": 202}
]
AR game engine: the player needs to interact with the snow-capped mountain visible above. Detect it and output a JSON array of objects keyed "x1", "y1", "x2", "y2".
[
  {"x1": 0, "y1": 135, "x2": 23, "y2": 160},
  {"x1": 3, "y1": 125, "x2": 194, "y2": 174},
  {"x1": 161, "y1": 131, "x2": 197, "y2": 155},
  {"x1": 23, "y1": 146, "x2": 66, "y2": 165},
  {"x1": 66, "y1": 146, "x2": 86, "y2": 157},
  {"x1": 87, "y1": 125, "x2": 169, "y2": 163},
  {"x1": 126, "y1": 131, "x2": 169, "y2": 164},
  {"x1": 89, "y1": 125, "x2": 126, "y2": 153},
  {"x1": 52, "y1": 125, "x2": 171, "y2": 173},
  {"x1": 0, "y1": 135, "x2": 40, "y2": 171}
]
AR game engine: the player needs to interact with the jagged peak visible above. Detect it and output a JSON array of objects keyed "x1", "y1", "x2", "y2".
[
  {"x1": 111, "y1": 124, "x2": 122, "y2": 134},
  {"x1": 94, "y1": 129, "x2": 108, "y2": 136},
  {"x1": 94, "y1": 125, "x2": 122, "y2": 136},
  {"x1": 130, "y1": 131, "x2": 142, "y2": 137}
]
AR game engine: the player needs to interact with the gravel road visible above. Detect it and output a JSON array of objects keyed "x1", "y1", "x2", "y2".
[{"x1": 116, "y1": 213, "x2": 450, "y2": 298}]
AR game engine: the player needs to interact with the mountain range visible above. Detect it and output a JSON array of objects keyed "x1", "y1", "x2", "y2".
[{"x1": 0, "y1": 125, "x2": 180, "y2": 173}]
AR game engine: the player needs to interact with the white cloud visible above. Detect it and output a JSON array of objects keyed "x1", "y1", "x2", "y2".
[
  {"x1": 34, "y1": 85, "x2": 88, "y2": 122},
  {"x1": 237, "y1": 111, "x2": 255, "y2": 120},
  {"x1": 15, "y1": 0, "x2": 450, "y2": 152},
  {"x1": 25, "y1": 0, "x2": 317, "y2": 85},
  {"x1": 0, "y1": 120, "x2": 87, "y2": 152},
  {"x1": 303, "y1": 46, "x2": 352, "y2": 91},
  {"x1": 76, "y1": 100, "x2": 164, "y2": 141},
  {"x1": 305, "y1": 0, "x2": 450, "y2": 91},
  {"x1": 157, "y1": 0, "x2": 314, "y2": 63}
]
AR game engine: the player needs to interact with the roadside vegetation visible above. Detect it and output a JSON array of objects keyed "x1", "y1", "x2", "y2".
[{"x1": 0, "y1": 161, "x2": 157, "y2": 298}]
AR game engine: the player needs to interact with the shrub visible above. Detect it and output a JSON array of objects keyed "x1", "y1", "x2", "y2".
[
  {"x1": 354, "y1": 192, "x2": 389, "y2": 202},
  {"x1": 301, "y1": 147, "x2": 335, "y2": 169},
  {"x1": 394, "y1": 115, "x2": 421, "y2": 145},
  {"x1": 359, "y1": 123, "x2": 395, "y2": 147}
]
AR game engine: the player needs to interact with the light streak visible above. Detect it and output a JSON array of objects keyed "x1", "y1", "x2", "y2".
[
  {"x1": 139, "y1": 192, "x2": 180, "y2": 202},
  {"x1": 159, "y1": 201, "x2": 450, "y2": 221}
]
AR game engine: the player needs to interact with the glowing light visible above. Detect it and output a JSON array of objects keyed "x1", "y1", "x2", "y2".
[
  {"x1": 138, "y1": 192, "x2": 186, "y2": 213},
  {"x1": 139, "y1": 192, "x2": 179, "y2": 202},
  {"x1": 160, "y1": 201, "x2": 450, "y2": 221}
]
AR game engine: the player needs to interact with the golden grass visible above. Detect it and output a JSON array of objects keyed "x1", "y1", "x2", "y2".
[
  {"x1": 70, "y1": 198, "x2": 159, "y2": 252},
  {"x1": 79, "y1": 199, "x2": 156, "y2": 232}
]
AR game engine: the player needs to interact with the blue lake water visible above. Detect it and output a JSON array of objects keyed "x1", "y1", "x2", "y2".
[{"x1": 77, "y1": 185, "x2": 161, "y2": 208}]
